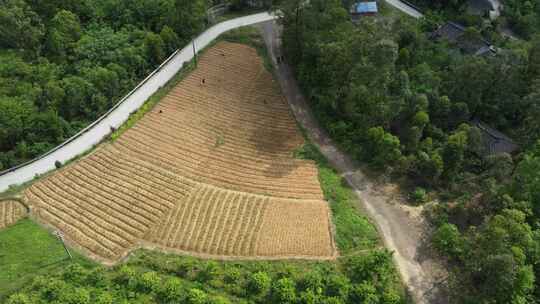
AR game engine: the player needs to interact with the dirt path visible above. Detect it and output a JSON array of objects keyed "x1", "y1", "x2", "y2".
[{"x1": 258, "y1": 21, "x2": 448, "y2": 304}]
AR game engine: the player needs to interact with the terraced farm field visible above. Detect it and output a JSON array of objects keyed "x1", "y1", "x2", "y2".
[
  {"x1": 0, "y1": 200, "x2": 27, "y2": 230},
  {"x1": 22, "y1": 42, "x2": 335, "y2": 263}
]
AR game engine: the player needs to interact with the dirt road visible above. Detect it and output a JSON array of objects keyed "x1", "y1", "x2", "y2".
[{"x1": 259, "y1": 21, "x2": 448, "y2": 304}]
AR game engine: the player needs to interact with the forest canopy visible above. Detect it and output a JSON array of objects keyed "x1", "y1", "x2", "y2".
[
  {"x1": 0, "y1": 0, "x2": 207, "y2": 170},
  {"x1": 278, "y1": 0, "x2": 540, "y2": 302}
]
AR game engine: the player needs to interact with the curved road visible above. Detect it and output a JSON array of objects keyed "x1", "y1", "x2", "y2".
[
  {"x1": 386, "y1": 0, "x2": 423, "y2": 18},
  {"x1": 259, "y1": 21, "x2": 446, "y2": 304},
  {"x1": 0, "y1": 12, "x2": 276, "y2": 193}
]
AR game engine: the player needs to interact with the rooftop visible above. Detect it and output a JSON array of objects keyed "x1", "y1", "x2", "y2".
[
  {"x1": 472, "y1": 120, "x2": 519, "y2": 156},
  {"x1": 431, "y1": 22, "x2": 496, "y2": 56},
  {"x1": 352, "y1": 2, "x2": 378, "y2": 14}
]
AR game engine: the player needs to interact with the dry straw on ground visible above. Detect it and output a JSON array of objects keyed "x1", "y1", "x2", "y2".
[
  {"x1": 0, "y1": 200, "x2": 27, "y2": 230},
  {"x1": 22, "y1": 42, "x2": 335, "y2": 263}
]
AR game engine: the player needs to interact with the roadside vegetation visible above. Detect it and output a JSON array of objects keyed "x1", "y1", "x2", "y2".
[{"x1": 278, "y1": 0, "x2": 540, "y2": 302}]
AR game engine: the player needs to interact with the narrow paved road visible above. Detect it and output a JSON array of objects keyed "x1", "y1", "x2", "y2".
[
  {"x1": 386, "y1": 0, "x2": 423, "y2": 18},
  {"x1": 259, "y1": 21, "x2": 447, "y2": 304},
  {"x1": 0, "y1": 12, "x2": 276, "y2": 193}
]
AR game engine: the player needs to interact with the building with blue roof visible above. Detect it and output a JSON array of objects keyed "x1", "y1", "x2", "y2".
[{"x1": 351, "y1": 1, "x2": 378, "y2": 21}]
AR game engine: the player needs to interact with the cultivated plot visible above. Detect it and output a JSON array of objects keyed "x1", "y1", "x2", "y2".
[
  {"x1": 23, "y1": 42, "x2": 335, "y2": 263},
  {"x1": 0, "y1": 200, "x2": 27, "y2": 230}
]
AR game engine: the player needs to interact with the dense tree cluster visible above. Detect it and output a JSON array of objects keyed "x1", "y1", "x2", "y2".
[
  {"x1": 5, "y1": 251, "x2": 404, "y2": 304},
  {"x1": 407, "y1": 0, "x2": 540, "y2": 39},
  {"x1": 0, "y1": 0, "x2": 207, "y2": 170},
  {"x1": 279, "y1": 0, "x2": 540, "y2": 302},
  {"x1": 503, "y1": 0, "x2": 540, "y2": 38},
  {"x1": 280, "y1": 0, "x2": 539, "y2": 186}
]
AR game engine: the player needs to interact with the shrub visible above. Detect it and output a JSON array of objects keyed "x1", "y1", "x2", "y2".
[
  {"x1": 62, "y1": 264, "x2": 88, "y2": 284},
  {"x1": 137, "y1": 271, "x2": 161, "y2": 293},
  {"x1": 86, "y1": 267, "x2": 109, "y2": 288},
  {"x1": 6, "y1": 293, "x2": 31, "y2": 304},
  {"x1": 94, "y1": 291, "x2": 114, "y2": 304},
  {"x1": 55, "y1": 160, "x2": 62, "y2": 169},
  {"x1": 208, "y1": 296, "x2": 231, "y2": 304},
  {"x1": 175, "y1": 257, "x2": 199, "y2": 279},
  {"x1": 350, "y1": 282, "x2": 379, "y2": 304},
  {"x1": 410, "y1": 187, "x2": 428, "y2": 204},
  {"x1": 186, "y1": 288, "x2": 208, "y2": 304},
  {"x1": 41, "y1": 278, "x2": 69, "y2": 301},
  {"x1": 115, "y1": 265, "x2": 137, "y2": 288},
  {"x1": 198, "y1": 261, "x2": 220, "y2": 283},
  {"x1": 272, "y1": 278, "x2": 297, "y2": 304},
  {"x1": 432, "y1": 223, "x2": 463, "y2": 258},
  {"x1": 248, "y1": 271, "x2": 271, "y2": 296},
  {"x1": 299, "y1": 271, "x2": 324, "y2": 294},
  {"x1": 381, "y1": 288, "x2": 402, "y2": 304},
  {"x1": 59, "y1": 287, "x2": 91, "y2": 304},
  {"x1": 324, "y1": 274, "x2": 351, "y2": 300},
  {"x1": 298, "y1": 289, "x2": 319, "y2": 304},
  {"x1": 157, "y1": 277, "x2": 183, "y2": 303}
]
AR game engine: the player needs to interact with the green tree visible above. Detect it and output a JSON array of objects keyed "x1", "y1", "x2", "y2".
[
  {"x1": 514, "y1": 141, "x2": 540, "y2": 216},
  {"x1": 272, "y1": 278, "x2": 297, "y2": 304},
  {"x1": 432, "y1": 223, "x2": 463, "y2": 258},
  {"x1": 145, "y1": 32, "x2": 166, "y2": 65},
  {"x1": 160, "y1": 25, "x2": 180, "y2": 55},
  {"x1": 248, "y1": 271, "x2": 271, "y2": 297},
  {"x1": 137, "y1": 271, "x2": 161, "y2": 293},
  {"x1": 157, "y1": 277, "x2": 183, "y2": 303},
  {"x1": 443, "y1": 125, "x2": 469, "y2": 175},
  {"x1": 0, "y1": 0, "x2": 44, "y2": 51},
  {"x1": 0, "y1": 98, "x2": 35, "y2": 151},
  {"x1": 46, "y1": 10, "x2": 81, "y2": 58},
  {"x1": 455, "y1": 209, "x2": 537, "y2": 303},
  {"x1": 365, "y1": 127, "x2": 402, "y2": 167},
  {"x1": 349, "y1": 282, "x2": 379, "y2": 304},
  {"x1": 324, "y1": 274, "x2": 351, "y2": 300},
  {"x1": 186, "y1": 288, "x2": 208, "y2": 304},
  {"x1": 169, "y1": 0, "x2": 206, "y2": 40},
  {"x1": 6, "y1": 293, "x2": 32, "y2": 304}
]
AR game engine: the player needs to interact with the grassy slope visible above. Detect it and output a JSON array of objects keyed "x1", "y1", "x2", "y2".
[
  {"x1": 295, "y1": 143, "x2": 380, "y2": 254},
  {"x1": 0, "y1": 219, "x2": 93, "y2": 299}
]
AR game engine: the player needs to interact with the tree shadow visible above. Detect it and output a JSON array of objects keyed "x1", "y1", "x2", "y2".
[
  {"x1": 413, "y1": 228, "x2": 451, "y2": 304},
  {"x1": 246, "y1": 113, "x2": 303, "y2": 179}
]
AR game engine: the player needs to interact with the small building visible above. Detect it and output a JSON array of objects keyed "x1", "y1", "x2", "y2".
[
  {"x1": 351, "y1": 2, "x2": 378, "y2": 22},
  {"x1": 430, "y1": 22, "x2": 497, "y2": 56},
  {"x1": 471, "y1": 120, "x2": 519, "y2": 156}
]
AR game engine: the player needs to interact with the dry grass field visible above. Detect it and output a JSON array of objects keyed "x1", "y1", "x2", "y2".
[
  {"x1": 147, "y1": 184, "x2": 333, "y2": 258},
  {"x1": 22, "y1": 42, "x2": 335, "y2": 263},
  {"x1": 0, "y1": 200, "x2": 27, "y2": 230}
]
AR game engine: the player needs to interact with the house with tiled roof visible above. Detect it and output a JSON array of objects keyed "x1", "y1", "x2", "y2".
[{"x1": 430, "y1": 22, "x2": 497, "y2": 56}]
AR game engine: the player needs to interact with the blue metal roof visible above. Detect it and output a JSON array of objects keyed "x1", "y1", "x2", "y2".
[{"x1": 354, "y1": 2, "x2": 378, "y2": 13}]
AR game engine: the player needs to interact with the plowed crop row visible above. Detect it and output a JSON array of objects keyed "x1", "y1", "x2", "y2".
[
  {"x1": 21, "y1": 42, "x2": 334, "y2": 263},
  {"x1": 116, "y1": 42, "x2": 323, "y2": 199},
  {"x1": 0, "y1": 200, "x2": 27, "y2": 229},
  {"x1": 147, "y1": 183, "x2": 334, "y2": 258},
  {"x1": 25, "y1": 146, "x2": 196, "y2": 260}
]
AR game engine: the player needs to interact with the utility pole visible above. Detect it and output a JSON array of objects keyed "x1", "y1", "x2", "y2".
[
  {"x1": 54, "y1": 231, "x2": 72, "y2": 260},
  {"x1": 193, "y1": 40, "x2": 198, "y2": 67}
]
